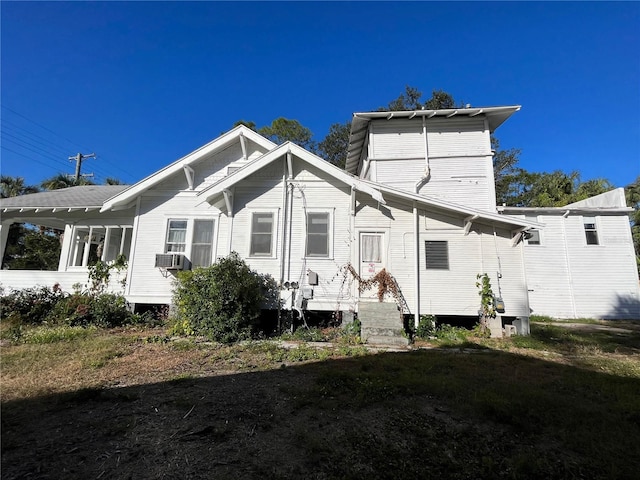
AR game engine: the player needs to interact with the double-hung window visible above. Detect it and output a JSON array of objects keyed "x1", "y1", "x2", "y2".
[
  {"x1": 584, "y1": 216, "x2": 599, "y2": 245},
  {"x1": 306, "y1": 212, "x2": 330, "y2": 257},
  {"x1": 250, "y1": 213, "x2": 274, "y2": 256},
  {"x1": 164, "y1": 218, "x2": 216, "y2": 268},
  {"x1": 165, "y1": 220, "x2": 188, "y2": 253},
  {"x1": 191, "y1": 220, "x2": 215, "y2": 268}
]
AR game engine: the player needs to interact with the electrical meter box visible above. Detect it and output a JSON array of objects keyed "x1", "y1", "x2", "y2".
[{"x1": 494, "y1": 297, "x2": 505, "y2": 313}]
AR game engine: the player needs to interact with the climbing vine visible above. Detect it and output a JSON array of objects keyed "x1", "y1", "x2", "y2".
[
  {"x1": 476, "y1": 273, "x2": 496, "y2": 335},
  {"x1": 87, "y1": 254, "x2": 128, "y2": 294},
  {"x1": 343, "y1": 263, "x2": 404, "y2": 305}
]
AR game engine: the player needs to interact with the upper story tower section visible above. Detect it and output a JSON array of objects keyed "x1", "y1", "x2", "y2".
[{"x1": 345, "y1": 106, "x2": 520, "y2": 212}]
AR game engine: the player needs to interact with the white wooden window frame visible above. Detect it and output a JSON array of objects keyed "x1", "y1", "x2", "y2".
[
  {"x1": 164, "y1": 217, "x2": 218, "y2": 267},
  {"x1": 68, "y1": 225, "x2": 133, "y2": 269},
  {"x1": 583, "y1": 216, "x2": 599, "y2": 246},
  {"x1": 305, "y1": 208, "x2": 334, "y2": 259},
  {"x1": 248, "y1": 209, "x2": 279, "y2": 258}
]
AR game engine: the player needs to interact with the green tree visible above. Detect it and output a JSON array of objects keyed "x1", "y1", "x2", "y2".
[
  {"x1": 379, "y1": 86, "x2": 458, "y2": 111},
  {"x1": 41, "y1": 173, "x2": 94, "y2": 190},
  {"x1": 625, "y1": 176, "x2": 640, "y2": 274},
  {"x1": 232, "y1": 119, "x2": 257, "y2": 131},
  {"x1": 0, "y1": 175, "x2": 39, "y2": 198},
  {"x1": 317, "y1": 121, "x2": 351, "y2": 168},
  {"x1": 258, "y1": 117, "x2": 315, "y2": 150},
  {"x1": 104, "y1": 177, "x2": 125, "y2": 185},
  {"x1": 3, "y1": 229, "x2": 60, "y2": 270}
]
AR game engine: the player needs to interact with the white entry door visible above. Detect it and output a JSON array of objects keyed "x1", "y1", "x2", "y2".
[{"x1": 359, "y1": 232, "x2": 385, "y2": 298}]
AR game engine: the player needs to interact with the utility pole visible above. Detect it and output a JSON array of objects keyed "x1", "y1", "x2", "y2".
[{"x1": 69, "y1": 152, "x2": 96, "y2": 181}]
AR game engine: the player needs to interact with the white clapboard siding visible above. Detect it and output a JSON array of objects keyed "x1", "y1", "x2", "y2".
[
  {"x1": 370, "y1": 120, "x2": 424, "y2": 159},
  {"x1": 478, "y1": 225, "x2": 530, "y2": 317},
  {"x1": 230, "y1": 158, "x2": 354, "y2": 310},
  {"x1": 426, "y1": 118, "x2": 489, "y2": 157},
  {"x1": 126, "y1": 194, "x2": 221, "y2": 302},
  {"x1": 521, "y1": 214, "x2": 640, "y2": 319}
]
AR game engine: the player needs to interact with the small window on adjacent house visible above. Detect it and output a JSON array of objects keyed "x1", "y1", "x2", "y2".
[
  {"x1": 525, "y1": 230, "x2": 541, "y2": 245},
  {"x1": 166, "y1": 220, "x2": 187, "y2": 253},
  {"x1": 191, "y1": 220, "x2": 215, "y2": 268},
  {"x1": 584, "y1": 216, "x2": 599, "y2": 245},
  {"x1": 525, "y1": 216, "x2": 540, "y2": 245},
  {"x1": 425, "y1": 241, "x2": 449, "y2": 269},
  {"x1": 250, "y1": 213, "x2": 274, "y2": 256},
  {"x1": 306, "y1": 212, "x2": 330, "y2": 257}
]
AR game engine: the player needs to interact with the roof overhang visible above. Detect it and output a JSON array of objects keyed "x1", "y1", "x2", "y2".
[
  {"x1": 364, "y1": 181, "x2": 542, "y2": 230},
  {"x1": 101, "y1": 125, "x2": 276, "y2": 212},
  {"x1": 345, "y1": 105, "x2": 521, "y2": 174},
  {"x1": 498, "y1": 206, "x2": 633, "y2": 215},
  {"x1": 198, "y1": 142, "x2": 386, "y2": 208}
]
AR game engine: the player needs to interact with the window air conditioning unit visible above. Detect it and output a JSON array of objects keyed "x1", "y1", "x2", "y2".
[{"x1": 155, "y1": 253, "x2": 184, "y2": 270}]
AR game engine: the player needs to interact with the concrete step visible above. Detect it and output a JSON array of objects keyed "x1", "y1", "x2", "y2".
[{"x1": 364, "y1": 335, "x2": 410, "y2": 347}]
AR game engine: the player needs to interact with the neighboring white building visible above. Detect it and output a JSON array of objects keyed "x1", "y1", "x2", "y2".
[
  {"x1": 500, "y1": 189, "x2": 639, "y2": 319},
  {"x1": 1, "y1": 106, "x2": 638, "y2": 330}
]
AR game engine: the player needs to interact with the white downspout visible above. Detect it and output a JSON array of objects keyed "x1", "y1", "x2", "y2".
[
  {"x1": 422, "y1": 115, "x2": 431, "y2": 181},
  {"x1": 279, "y1": 158, "x2": 288, "y2": 285},
  {"x1": 413, "y1": 201, "x2": 420, "y2": 328}
]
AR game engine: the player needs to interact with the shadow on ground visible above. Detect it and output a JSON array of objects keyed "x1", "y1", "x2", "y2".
[{"x1": 3, "y1": 343, "x2": 640, "y2": 480}]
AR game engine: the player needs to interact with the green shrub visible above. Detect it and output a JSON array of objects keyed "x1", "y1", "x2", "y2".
[
  {"x1": 2, "y1": 285, "x2": 140, "y2": 329},
  {"x1": 1, "y1": 284, "x2": 68, "y2": 324},
  {"x1": 415, "y1": 314, "x2": 436, "y2": 339},
  {"x1": 172, "y1": 252, "x2": 278, "y2": 343}
]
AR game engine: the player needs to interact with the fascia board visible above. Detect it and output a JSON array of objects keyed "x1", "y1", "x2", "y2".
[
  {"x1": 365, "y1": 181, "x2": 541, "y2": 229},
  {"x1": 101, "y1": 126, "x2": 275, "y2": 212}
]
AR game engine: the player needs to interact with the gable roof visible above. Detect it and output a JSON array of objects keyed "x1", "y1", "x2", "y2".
[
  {"x1": 198, "y1": 140, "x2": 538, "y2": 230},
  {"x1": 101, "y1": 125, "x2": 276, "y2": 212},
  {"x1": 198, "y1": 141, "x2": 386, "y2": 206},
  {"x1": 346, "y1": 105, "x2": 521, "y2": 174},
  {"x1": 0, "y1": 185, "x2": 128, "y2": 212}
]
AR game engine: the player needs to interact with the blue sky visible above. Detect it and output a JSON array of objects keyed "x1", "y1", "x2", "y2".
[{"x1": 2, "y1": 1, "x2": 639, "y2": 190}]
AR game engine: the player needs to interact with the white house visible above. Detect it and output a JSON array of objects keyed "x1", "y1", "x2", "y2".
[{"x1": 1, "y1": 105, "x2": 638, "y2": 337}]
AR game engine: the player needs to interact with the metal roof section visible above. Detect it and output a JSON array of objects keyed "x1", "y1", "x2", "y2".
[
  {"x1": 499, "y1": 189, "x2": 632, "y2": 215},
  {"x1": 362, "y1": 180, "x2": 542, "y2": 230},
  {"x1": 345, "y1": 105, "x2": 521, "y2": 175},
  {"x1": 0, "y1": 185, "x2": 128, "y2": 213},
  {"x1": 101, "y1": 125, "x2": 276, "y2": 212}
]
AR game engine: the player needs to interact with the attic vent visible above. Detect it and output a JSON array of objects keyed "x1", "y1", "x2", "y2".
[
  {"x1": 425, "y1": 241, "x2": 449, "y2": 270},
  {"x1": 227, "y1": 166, "x2": 241, "y2": 175}
]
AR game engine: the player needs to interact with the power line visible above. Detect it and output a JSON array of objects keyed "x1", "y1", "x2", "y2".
[{"x1": 1, "y1": 105, "x2": 138, "y2": 182}]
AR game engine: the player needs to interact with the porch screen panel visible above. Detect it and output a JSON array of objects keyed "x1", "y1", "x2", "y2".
[
  {"x1": 191, "y1": 220, "x2": 215, "y2": 268},
  {"x1": 361, "y1": 234, "x2": 382, "y2": 262}
]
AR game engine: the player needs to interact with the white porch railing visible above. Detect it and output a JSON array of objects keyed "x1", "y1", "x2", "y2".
[{"x1": 0, "y1": 270, "x2": 127, "y2": 295}]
